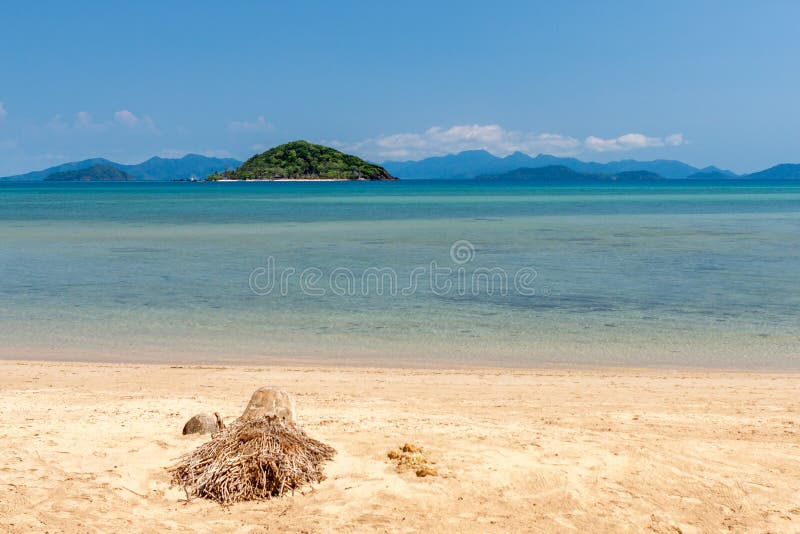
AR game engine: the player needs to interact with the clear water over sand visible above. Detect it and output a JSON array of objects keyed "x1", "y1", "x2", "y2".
[{"x1": 1, "y1": 180, "x2": 798, "y2": 367}]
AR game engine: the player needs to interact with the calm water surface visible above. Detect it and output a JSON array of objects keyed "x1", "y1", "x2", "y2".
[{"x1": 1, "y1": 180, "x2": 798, "y2": 368}]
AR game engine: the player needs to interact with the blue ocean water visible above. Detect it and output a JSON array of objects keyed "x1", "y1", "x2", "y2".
[{"x1": 0, "y1": 180, "x2": 798, "y2": 368}]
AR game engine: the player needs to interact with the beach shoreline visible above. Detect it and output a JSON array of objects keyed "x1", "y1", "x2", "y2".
[
  {"x1": 2, "y1": 358, "x2": 799, "y2": 532},
  {"x1": 4, "y1": 338, "x2": 800, "y2": 373}
]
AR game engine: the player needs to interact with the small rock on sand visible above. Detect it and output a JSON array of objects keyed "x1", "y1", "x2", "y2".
[
  {"x1": 182, "y1": 413, "x2": 219, "y2": 435},
  {"x1": 240, "y1": 387, "x2": 296, "y2": 424}
]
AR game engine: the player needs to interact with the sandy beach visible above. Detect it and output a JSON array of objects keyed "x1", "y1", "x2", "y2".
[{"x1": 0, "y1": 360, "x2": 798, "y2": 533}]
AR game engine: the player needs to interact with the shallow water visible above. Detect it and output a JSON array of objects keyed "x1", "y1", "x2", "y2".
[{"x1": 1, "y1": 180, "x2": 798, "y2": 368}]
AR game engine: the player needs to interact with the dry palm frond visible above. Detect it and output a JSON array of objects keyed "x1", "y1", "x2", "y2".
[{"x1": 170, "y1": 415, "x2": 335, "y2": 504}]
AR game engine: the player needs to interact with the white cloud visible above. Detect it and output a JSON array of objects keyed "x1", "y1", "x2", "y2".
[
  {"x1": 340, "y1": 124, "x2": 687, "y2": 161},
  {"x1": 229, "y1": 116, "x2": 273, "y2": 133},
  {"x1": 0, "y1": 101, "x2": 7, "y2": 120},
  {"x1": 113, "y1": 109, "x2": 157, "y2": 131},
  {"x1": 44, "y1": 110, "x2": 156, "y2": 134},
  {"x1": 341, "y1": 124, "x2": 582, "y2": 161},
  {"x1": 114, "y1": 109, "x2": 137, "y2": 127},
  {"x1": 73, "y1": 111, "x2": 110, "y2": 132},
  {"x1": 75, "y1": 111, "x2": 92, "y2": 126},
  {"x1": 585, "y1": 132, "x2": 686, "y2": 152},
  {"x1": 665, "y1": 133, "x2": 685, "y2": 146},
  {"x1": 46, "y1": 114, "x2": 67, "y2": 131}
]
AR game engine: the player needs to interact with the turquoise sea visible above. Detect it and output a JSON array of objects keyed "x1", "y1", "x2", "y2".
[{"x1": 1, "y1": 180, "x2": 798, "y2": 368}]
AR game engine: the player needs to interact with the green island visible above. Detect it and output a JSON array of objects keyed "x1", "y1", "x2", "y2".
[{"x1": 208, "y1": 140, "x2": 396, "y2": 181}]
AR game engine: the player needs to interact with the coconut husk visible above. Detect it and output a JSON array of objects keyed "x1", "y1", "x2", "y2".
[{"x1": 170, "y1": 415, "x2": 335, "y2": 504}]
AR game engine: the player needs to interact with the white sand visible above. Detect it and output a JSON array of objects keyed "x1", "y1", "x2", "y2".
[{"x1": 1, "y1": 360, "x2": 799, "y2": 532}]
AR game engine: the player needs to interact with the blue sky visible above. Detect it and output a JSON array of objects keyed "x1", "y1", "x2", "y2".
[{"x1": 1, "y1": 1, "x2": 798, "y2": 175}]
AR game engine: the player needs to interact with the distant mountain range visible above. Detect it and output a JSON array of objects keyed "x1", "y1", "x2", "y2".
[
  {"x1": 3, "y1": 148, "x2": 800, "y2": 182},
  {"x1": 746, "y1": 163, "x2": 800, "y2": 180},
  {"x1": 478, "y1": 165, "x2": 665, "y2": 182},
  {"x1": 0, "y1": 154, "x2": 241, "y2": 181},
  {"x1": 382, "y1": 150, "x2": 799, "y2": 180},
  {"x1": 44, "y1": 164, "x2": 135, "y2": 182}
]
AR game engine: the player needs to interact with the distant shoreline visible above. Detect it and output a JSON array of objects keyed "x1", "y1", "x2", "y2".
[{"x1": 213, "y1": 178, "x2": 355, "y2": 182}]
